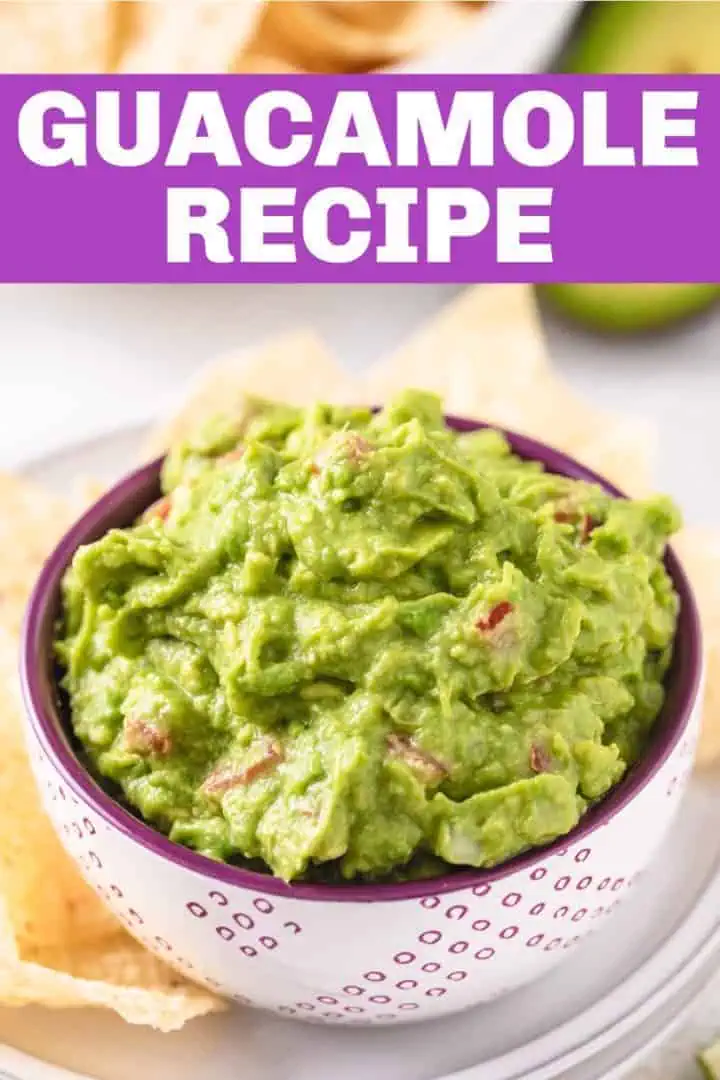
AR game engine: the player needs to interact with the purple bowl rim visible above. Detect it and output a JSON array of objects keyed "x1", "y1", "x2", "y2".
[{"x1": 20, "y1": 413, "x2": 702, "y2": 904}]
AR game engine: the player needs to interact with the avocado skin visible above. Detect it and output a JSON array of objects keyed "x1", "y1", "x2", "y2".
[
  {"x1": 542, "y1": 284, "x2": 720, "y2": 333},
  {"x1": 564, "y1": 1, "x2": 720, "y2": 74},
  {"x1": 698, "y1": 1040, "x2": 720, "y2": 1080},
  {"x1": 544, "y1": 2, "x2": 720, "y2": 332}
]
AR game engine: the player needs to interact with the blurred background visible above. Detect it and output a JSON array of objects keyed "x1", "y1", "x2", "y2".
[
  {"x1": 3, "y1": 278, "x2": 719, "y2": 524},
  {"x1": 2, "y1": 0, "x2": 719, "y2": 524}
]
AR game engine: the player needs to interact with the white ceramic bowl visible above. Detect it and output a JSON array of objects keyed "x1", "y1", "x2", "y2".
[
  {"x1": 21, "y1": 419, "x2": 702, "y2": 1026},
  {"x1": 399, "y1": 1, "x2": 583, "y2": 75}
]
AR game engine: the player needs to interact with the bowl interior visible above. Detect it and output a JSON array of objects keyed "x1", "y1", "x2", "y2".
[{"x1": 21, "y1": 415, "x2": 702, "y2": 902}]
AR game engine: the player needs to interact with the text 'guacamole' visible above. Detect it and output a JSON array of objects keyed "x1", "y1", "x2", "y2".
[{"x1": 57, "y1": 392, "x2": 681, "y2": 882}]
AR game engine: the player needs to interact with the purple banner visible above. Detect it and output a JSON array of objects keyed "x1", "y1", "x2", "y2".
[{"x1": 1, "y1": 74, "x2": 719, "y2": 283}]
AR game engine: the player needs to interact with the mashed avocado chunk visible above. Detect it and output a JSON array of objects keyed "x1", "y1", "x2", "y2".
[{"x1": 57, "y1": 391, "x2": 681, "y2": 882}]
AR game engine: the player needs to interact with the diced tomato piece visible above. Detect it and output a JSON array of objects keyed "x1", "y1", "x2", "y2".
[
  {"x1": 530, "y1": 743, "x2": 552, "y2": 774},
  {"x1": 581, "y1": 515, "x2": 597, "y2": 543},
  {"x1": 475, "y1": 601, "x2": 514, "y2": 633},
  {"x1": 553, "y1": 507, "x2": 596, "y2": 543},
  {"x1": 219, "y1": 446, "x2": 245, "y2": 463},
  {"x1": 387, "y1": 733, "x2": 447, "y2": 784},
  {"x1": 124, "y1": 716, "x2": 172, "y2": 756},
  {"x1": 202, "y1": 741, "x2": 283, "y2": 797},
  {"x1": 142, "y1": 495, "x2": 172, "y2": 523}
]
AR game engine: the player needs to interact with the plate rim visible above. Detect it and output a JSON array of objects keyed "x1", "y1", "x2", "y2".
[{"x1": 448, "y1": 865, "x2": 720, "y2": 1080}]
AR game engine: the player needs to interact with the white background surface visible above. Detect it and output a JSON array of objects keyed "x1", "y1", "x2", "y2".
[
  {"x1": 1, "y1": 281, "x2": 719, "y2": 1078},
  {"x1": 1, "y1": 283, "x2": 719, "y2": 524}
]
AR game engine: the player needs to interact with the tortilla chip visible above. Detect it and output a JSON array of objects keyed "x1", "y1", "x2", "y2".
[
  {"x1": 68, "y1": 476, "x2": 110, "y2": 513},
  {"x1": 117, "y1": 0, "x2": 263, "y2": 73},
  {"x1": 0, "y1": 490, "x2": 219, "y2": 1028},
  {"x1": 249, "y1": 0, "x2": 477, "y2": 73},
  {"x1": 674, "y1": 529, "x2": 720, "y2": 768},
  {"x1": 0, "y1": 631, "x2": 119, "y2": 955},
  {"x1": 362, "y1": 285, "x2": 653, "y2": 495},
  {"x1": 0, "y1": 1, "x2": 116, "y2": 73},
  {"x1": 0, "y1": 473, "x2": 80, "y2": 638},
  {"x1": 570, "y1": 415, "x2": 655, "y2": 497},
  {"x1": 143, "y1": 284, "x2": 652, "y2": 495},
  {"x1": 361, "y1": 285, "x2": 550, "y2": 405},
  {"x1": 0, "y1": 0, "x2": 483, "y2": 76},
  {"x1": 142, "y1": 330, "x2": 359, "y2": 459},
  {"x1": 464, "y1": 376, "x2": 655, "y2": 496},
  {"x1": 0, "y1": 470, "x2": 116, "y2": 637},
  {"x1": 0, "y1": 934, "x2": 216, "y2": 1029},
  {"x1": 236, "y1": 50, "x2": 300, "y2": 74}
]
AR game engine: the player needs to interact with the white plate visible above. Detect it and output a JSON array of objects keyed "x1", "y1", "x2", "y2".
[{"x1": 2, "y1": 426, "x2": 718, "y2": 1080}]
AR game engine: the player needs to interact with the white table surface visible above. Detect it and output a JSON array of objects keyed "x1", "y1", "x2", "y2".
[
  {"x1": 1, "y1": 283, "x2": 719, "y2": 527},
  {"x1": 1, "y1": 281, "x2": 719, "y2": 1077}
]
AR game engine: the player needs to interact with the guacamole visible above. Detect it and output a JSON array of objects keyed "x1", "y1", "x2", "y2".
[{"x1": 57, "y1": 392, "x2": 681, "y2": 882}]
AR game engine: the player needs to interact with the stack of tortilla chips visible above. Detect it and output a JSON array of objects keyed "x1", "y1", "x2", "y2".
[{"x1": 0, "y1": 0, "x2": 486, "y2": 74}]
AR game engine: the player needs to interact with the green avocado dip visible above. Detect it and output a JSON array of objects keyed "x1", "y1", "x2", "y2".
[{"x1": 56, "y1": 391, "x2": 681, "y2": 883}]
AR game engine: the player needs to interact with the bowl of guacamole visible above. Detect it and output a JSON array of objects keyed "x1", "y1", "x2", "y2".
[{"x1": 21, "y1": 391, "x2": 702, "y2": 1021}]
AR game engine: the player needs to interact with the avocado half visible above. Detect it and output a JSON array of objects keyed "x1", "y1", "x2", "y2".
[
  {"x1": 543, "y1": 283, "x2": 720, "y2": 334},
  {"x1": 699, "y1": 1037, "x2": 720, "y2": 1080},
  {"x1": 565, "y1": 0, "x2": 720, "y2": 74},
  {"x1": 543, "y1": 2, "x2": 720, "y2": 333}
]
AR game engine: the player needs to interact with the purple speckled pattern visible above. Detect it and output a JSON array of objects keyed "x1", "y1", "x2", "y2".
[
  {"x1": 20, "y1": 414, "x2": 702, "y2": 904},
  {"x1": 30, "y1": 704, "x2": 700, "y2": 1020}
]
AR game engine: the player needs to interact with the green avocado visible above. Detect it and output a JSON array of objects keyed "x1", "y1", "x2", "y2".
[
  {"x1": 543, "y1": 1, "x2": 720, "y2": 333},
  {"x1": 699, "y1": 1037, "x2": 720, "y2": 1080},
  {"x1": 564, "y1": 1, "x2": 720, "y2": 74},
  {"x1": 543, "y1": 283, "x2": 720, "y2": 334},
  {"x1": 56, "y1": 392, "x2": 681, "y2": 883}
]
